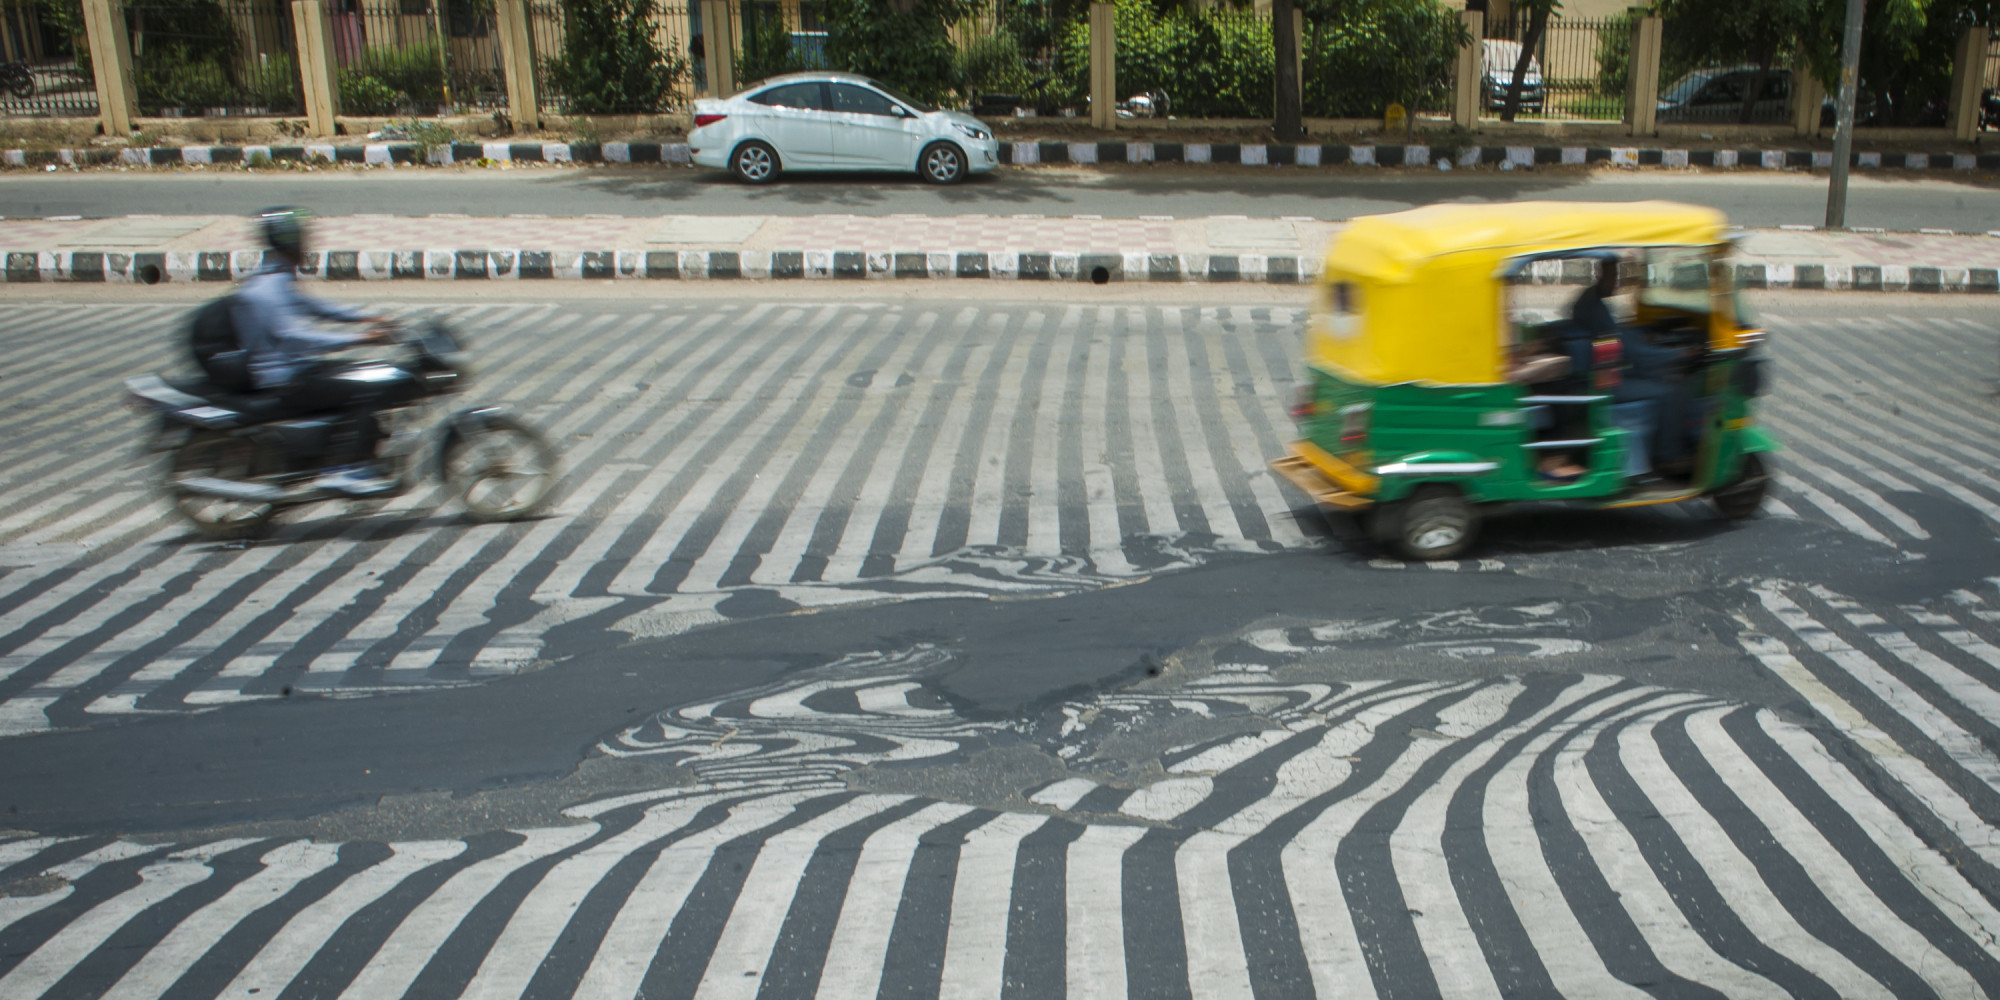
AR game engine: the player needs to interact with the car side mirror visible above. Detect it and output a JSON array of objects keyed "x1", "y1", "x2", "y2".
[{"x1": 892, "y1": 105, "x2": 913, "y2": 118}]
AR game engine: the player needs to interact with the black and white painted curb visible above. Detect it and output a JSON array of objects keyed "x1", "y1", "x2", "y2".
[
  {"x1": 5, "y1": 139, "x2": 1998, "y2": 171},
  {"x1": 5, "y1": 247, "x2": 1995, "y2": 291}
]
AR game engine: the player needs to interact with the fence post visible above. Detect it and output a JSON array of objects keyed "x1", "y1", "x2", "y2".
[
  {"x1": 1791, "y1": 58, "x2": 1825, "y2": 136},
  {"x1": 1946, "y1": 25, "x2": 1985, "y2": 141},
  {"x1": 292, "y1": 0, "x2": 340, "y2": 136},
  {"x1": 1453, "y1": 10, "x2": 1482, "y2": 129},
  {"x1": 1623, "y1": 11, "x2": 1661, "y2": 136},
  {"x1": 494, "y1": 0, "x2": 540, "y2": 131},
  {"x1": 699, "y1": 0, "x2": 737, "y2": 96},
  {"x1": 79, "y1": 0, "x2": 137, "y2": 136},
  {"x1": 1089, "y1": 1, "x2": 1114, "y2": 129}
]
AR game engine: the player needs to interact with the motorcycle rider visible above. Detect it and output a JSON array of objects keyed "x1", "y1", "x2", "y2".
[{"x1": 230, "y1": 207, "x2": 399, "y2": 496}]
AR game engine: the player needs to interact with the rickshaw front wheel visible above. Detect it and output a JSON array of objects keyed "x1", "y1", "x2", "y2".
[
  {"x1": 1391, "y1": 484, "x2": 1480, "y2": 561},
  {"x1": 1712, "y1": 453, "x2": 1770, "y2": 520}
]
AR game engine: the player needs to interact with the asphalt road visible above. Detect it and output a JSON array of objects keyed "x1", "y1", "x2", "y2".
[
  {"x1": 0, "y1": 288, "x2": 1996, "y2": 998},
  {"x1": 3, "y1": 164, "x2": 1998, "y2": 230}
]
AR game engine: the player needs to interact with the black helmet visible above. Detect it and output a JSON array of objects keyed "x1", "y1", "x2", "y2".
[{"x1": 257, "y1": 206, "x2": 309, "y2": 255}]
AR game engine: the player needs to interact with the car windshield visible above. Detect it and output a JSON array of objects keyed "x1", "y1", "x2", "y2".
[
  {"x1": 1662, "y1": 71, "x2": 1716, "y2": 104},
  {"x1": 864, "y1": 78, "x2": 934, "y2": 113}
]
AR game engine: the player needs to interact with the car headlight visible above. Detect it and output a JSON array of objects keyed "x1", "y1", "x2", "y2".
[{"x1": 953, "y1": 122, "x2": 991, "y2": 141}]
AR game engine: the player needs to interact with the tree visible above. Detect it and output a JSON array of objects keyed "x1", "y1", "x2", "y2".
[
  {"x1": 820, "y1": 0, "x2": 975, "y2": 105},
  {"x1": 1501, "y1": 0, "x2": 1557, "y2": 121},
  {"x1": 546, "y1": 0, "x2": 682, "y2": 114}
]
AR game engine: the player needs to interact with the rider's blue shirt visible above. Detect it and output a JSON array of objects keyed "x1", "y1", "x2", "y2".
[{"x1": 231, "y1": 263, "x2": 371, "y2": 389}]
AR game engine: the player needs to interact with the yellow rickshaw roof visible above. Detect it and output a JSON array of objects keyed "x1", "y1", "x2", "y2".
[{"x1": 1323, "y1": 201, "x2": 1730, "y2": 283}]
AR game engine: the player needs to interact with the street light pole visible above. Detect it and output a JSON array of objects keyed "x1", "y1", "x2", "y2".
[{"x1": 1824, "y1": 0, "x2": 1866, "y2": 229}]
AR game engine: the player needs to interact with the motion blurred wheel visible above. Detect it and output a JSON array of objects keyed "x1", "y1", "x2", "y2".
[
  {"x1": 168, "y1": 431, "x2": 275, "y2": 540},
  {"x1": 443, "y1": 414, "x2": 558, "y2": 521},
  {"x1": 1393, "y1": 484, "x2": 1479, "y2": 561},
  {"x1": 1712, "y1": 453, "x2": 1770, "y2": 520}
]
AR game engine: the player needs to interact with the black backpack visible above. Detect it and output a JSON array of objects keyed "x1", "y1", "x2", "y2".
[{"x1": 188, "y1": 294, "x2": 253, "y2": 393}]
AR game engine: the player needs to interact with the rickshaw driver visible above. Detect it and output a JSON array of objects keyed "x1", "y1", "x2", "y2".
[{"x1": 1570, "y1": 258, "x2": 1700, "y2": 479}]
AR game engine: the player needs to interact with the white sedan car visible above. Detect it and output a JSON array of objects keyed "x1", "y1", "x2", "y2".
[{"x1": 689, "y1": 72, "x2": 1000, "y2": 185}]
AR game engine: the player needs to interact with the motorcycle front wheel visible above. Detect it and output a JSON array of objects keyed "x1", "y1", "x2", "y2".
[
  {"x1": 169, "y1": 430, "x2": 277, "y2": 540},
  {"x1": 442, "y1": 414, "x2": 558, "y2": 521}
]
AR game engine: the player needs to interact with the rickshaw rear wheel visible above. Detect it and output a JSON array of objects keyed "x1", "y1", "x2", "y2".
[
  {"x1": 1712, "y1": 453, "x2": 1770, "y2": 520},
  {"x1": 1392, "y1": 484, "x2": 1480, "y2": 561}
]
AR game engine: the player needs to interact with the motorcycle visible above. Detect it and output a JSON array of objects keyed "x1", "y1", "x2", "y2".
[
  {"x1": 0, "y1": 61, "x2": 34, "y2": 100},
  {"x1": 125, "y1": 319, "x2": 558, "y2": 540}
]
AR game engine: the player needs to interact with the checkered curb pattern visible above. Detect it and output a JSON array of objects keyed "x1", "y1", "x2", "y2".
[
  {"x1": 4, "y1": 140, "x2": 1998, "y2": 172},
  {"x1": 7, "y1": 247, "x2": 1996, "y2": 292}
]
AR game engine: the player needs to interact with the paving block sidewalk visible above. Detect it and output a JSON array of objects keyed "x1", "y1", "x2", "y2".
[{"x1": 2, "y1": 213, "x2": 1996, "y2": 291}]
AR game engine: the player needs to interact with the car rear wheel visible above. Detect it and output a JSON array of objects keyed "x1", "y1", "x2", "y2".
[
  {"x1": 731, "y1": 141, "x2": 779, "y2": 184},
  {"x1": 919, "y1": 142, "x2": 966, "y2": 184}
]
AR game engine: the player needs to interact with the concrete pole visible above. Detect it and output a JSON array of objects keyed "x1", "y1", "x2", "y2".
[
  {"x1": 1453, "y1": 10, "x2": 1482, "y2": 129},
  {"x1": 494, "y1": 0, "x2": 540, "y2": 130},
  {"x1": 292, "y1": 0, "x2": 341, "y2": 136},
  {"x1": 700, "y1": 0, "x2": 737, "y2": 96},
  {"x1": 1946, "y1": 25, "x2": 1984, "y2": 141},
  {"x1": 1089, "y1": 1, "x2": 1114, "y2": 129},
  {"x1": 79, "y1": 0, "x2": 138, "y2": 136},
  {"x1": 1623, "y1": 13, "x2": 1661, "y2": 136},
  {"x1": 1791, "y1": 56, "x2": 1826, "y2": 136},
  {"x1": 1824, "y1": 0, "x2": 1865, "y2": 229},
  {"x1": 1273, "y1": 0, "x2": 1301, "y2": 139}
]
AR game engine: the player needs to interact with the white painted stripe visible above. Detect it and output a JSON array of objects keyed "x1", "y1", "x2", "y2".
[
  {"x1": 1064, "y1": 822, "x2": 1149, "y2": 1000},
  {"x1": 460, "y1": 799, "x2": 718, "y2": 999},
  {"x1": 812, "y1": 802, "x2": 977, "y2": 998},
  {"x1": 1121, "y1": 306, "x2": 1182, "y2": 536},
  {"x1": 336, "y1": 824, "x2": 600, "y2": 1000},
  {"x1": 571, "y1": 793, "x2": 823, "y2": 1000},
  {"x1": 693, "y1": 795, "x2": 914, "y2": 998},
  {"x1": 1618, "y1": 711, "x2": 1893, "y2": 997},
  {"x1": 1159, "y1": 308, "x2": 1246, "y2": 543},
  {"x1": 1734, "y1": 626, "x2": 2000, "y2": 870},
  {"x1": 936, "y1": 812, "x2": 1049, "y2": 1000},
  {"x1": 1686, "y1": 708, "x2": 1984, "y2": 999},
  {"x1": 1076, "y1": 307, "x2": 1136, "y2": 576},
  {"x1": 1024, "y1": 307, "x2": 1080, "y2": 557},
  {"x1": 962, "y1": 311, "x2": 1043, "y2": 549},
  {"x1": 0, "y1": 857, "x2": 213, "y2": 998},
  {"x1": 1813, "y1": 589, "x2": 2000, "y2": 738},
  {"x1": 751, "y1": 310, "x2": 942, "y2": 586},
  {"x1": 100, "y1": 840, "x2": 346, "y2": 1000},
  {"x1": 1552, "y1": 702, "x2": 1788, "y2": 997},
  {"x1": 1175, "y1": 829, "x2": 1255, "y2": 998},
  {"x1": 1760, "y1": 587, "x2": 2000, "y2": 790},
  {"x1": 1485, "y1": 689, "x2": 1665, "y2": 999},
  {"x1": 894, "y1": 314, "x2": 1006, "y2": 571}
]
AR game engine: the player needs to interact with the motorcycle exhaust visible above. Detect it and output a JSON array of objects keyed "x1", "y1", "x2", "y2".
[{"x1": 173, "y1": 476, "x2": 286, "y2": 503}]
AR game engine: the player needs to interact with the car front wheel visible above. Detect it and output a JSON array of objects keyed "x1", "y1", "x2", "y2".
[
  {"x1": 731, "y1": 141, "x2": 779, "y2": 184},
  {"x1": 919, "y1": 141, "x2": 966, "y2": 184}
]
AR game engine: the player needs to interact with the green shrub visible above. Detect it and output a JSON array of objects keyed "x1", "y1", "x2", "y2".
[
  {"x1": 957, "y1": 24, "x2": 1032, "y2": 95},
  {"x1": 818, "y1": 0, "x2": 969, "y2": 105},
  {"x1": 245, "y1": 54, "x2": 300, "y2": 111},
  {"x1": 136, "y1": 50, "x2": 237, "y2": 112},
  {"x1": 545, "y1": 0, "x2": 684, "y2": 113},
  {"x1": 1053, "y1": 0, "x2": 1455, "y2": 119},
  {"x1": 339, "y1": 71, "x2": 404, "y2": 115},
  {"x1": 359, "y1": 42, "x2": 449, "y2": 108}
]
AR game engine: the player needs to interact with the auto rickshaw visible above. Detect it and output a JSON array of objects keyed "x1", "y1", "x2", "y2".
[{"x1": 1270, "y1": 201, "x2": 1777, "y2": 560}]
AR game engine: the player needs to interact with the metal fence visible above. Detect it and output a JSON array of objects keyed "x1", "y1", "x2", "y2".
[
  {"x1": 527, "y1": 0, "x2": 695, "y2": 114},
  {"x1": 1982, "y1": 30, "x2": 1998, "y2": 132},
  {"x1": 336, "y1": 0, "x2": 505, "y2": 114},
  {"x1": 955, "y1": 0, "x2": 1060, "y2": 116},
  {"x1": 126, "y1": 0, "x2": 301, "y2": 116},
  {"x1": 1, "y1": 2, "x2": 101, "y2": 117},
  {"x1": 1483, "y1": 15, "x2": 1623, "y2": 122},
  {"x1": 737, "y1": 0, "x2": 824, "y2": 84}
]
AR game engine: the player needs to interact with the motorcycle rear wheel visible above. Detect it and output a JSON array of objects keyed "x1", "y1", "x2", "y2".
[
  {"x1": 442, "y1": 414, "x2": 557, "y2": 521},
  {"x1": 169, "y1": 431, "x2": 277, "y2": 540}
]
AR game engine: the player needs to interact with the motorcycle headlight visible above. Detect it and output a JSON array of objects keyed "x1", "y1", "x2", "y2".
[{"x1": 953, "y1": 122, "x2": 991, "y2": 141}]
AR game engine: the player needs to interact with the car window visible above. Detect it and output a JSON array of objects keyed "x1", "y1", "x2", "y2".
[
  {"x1": 1662, "y1": 72, "x2": 1712, "y2": 103},
  {"x1": 864, "y1": 78, "x2": 936, "y2": 113},
  {"x1": 830, "y1": 83, "x2": 901, "y2": 116},
  {"x1": 749, "y1": 82, "x2": 826, "y2": 110},
  {"x1": 1696, "y1": 74, "x2": 1743, "y2": 104}
]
